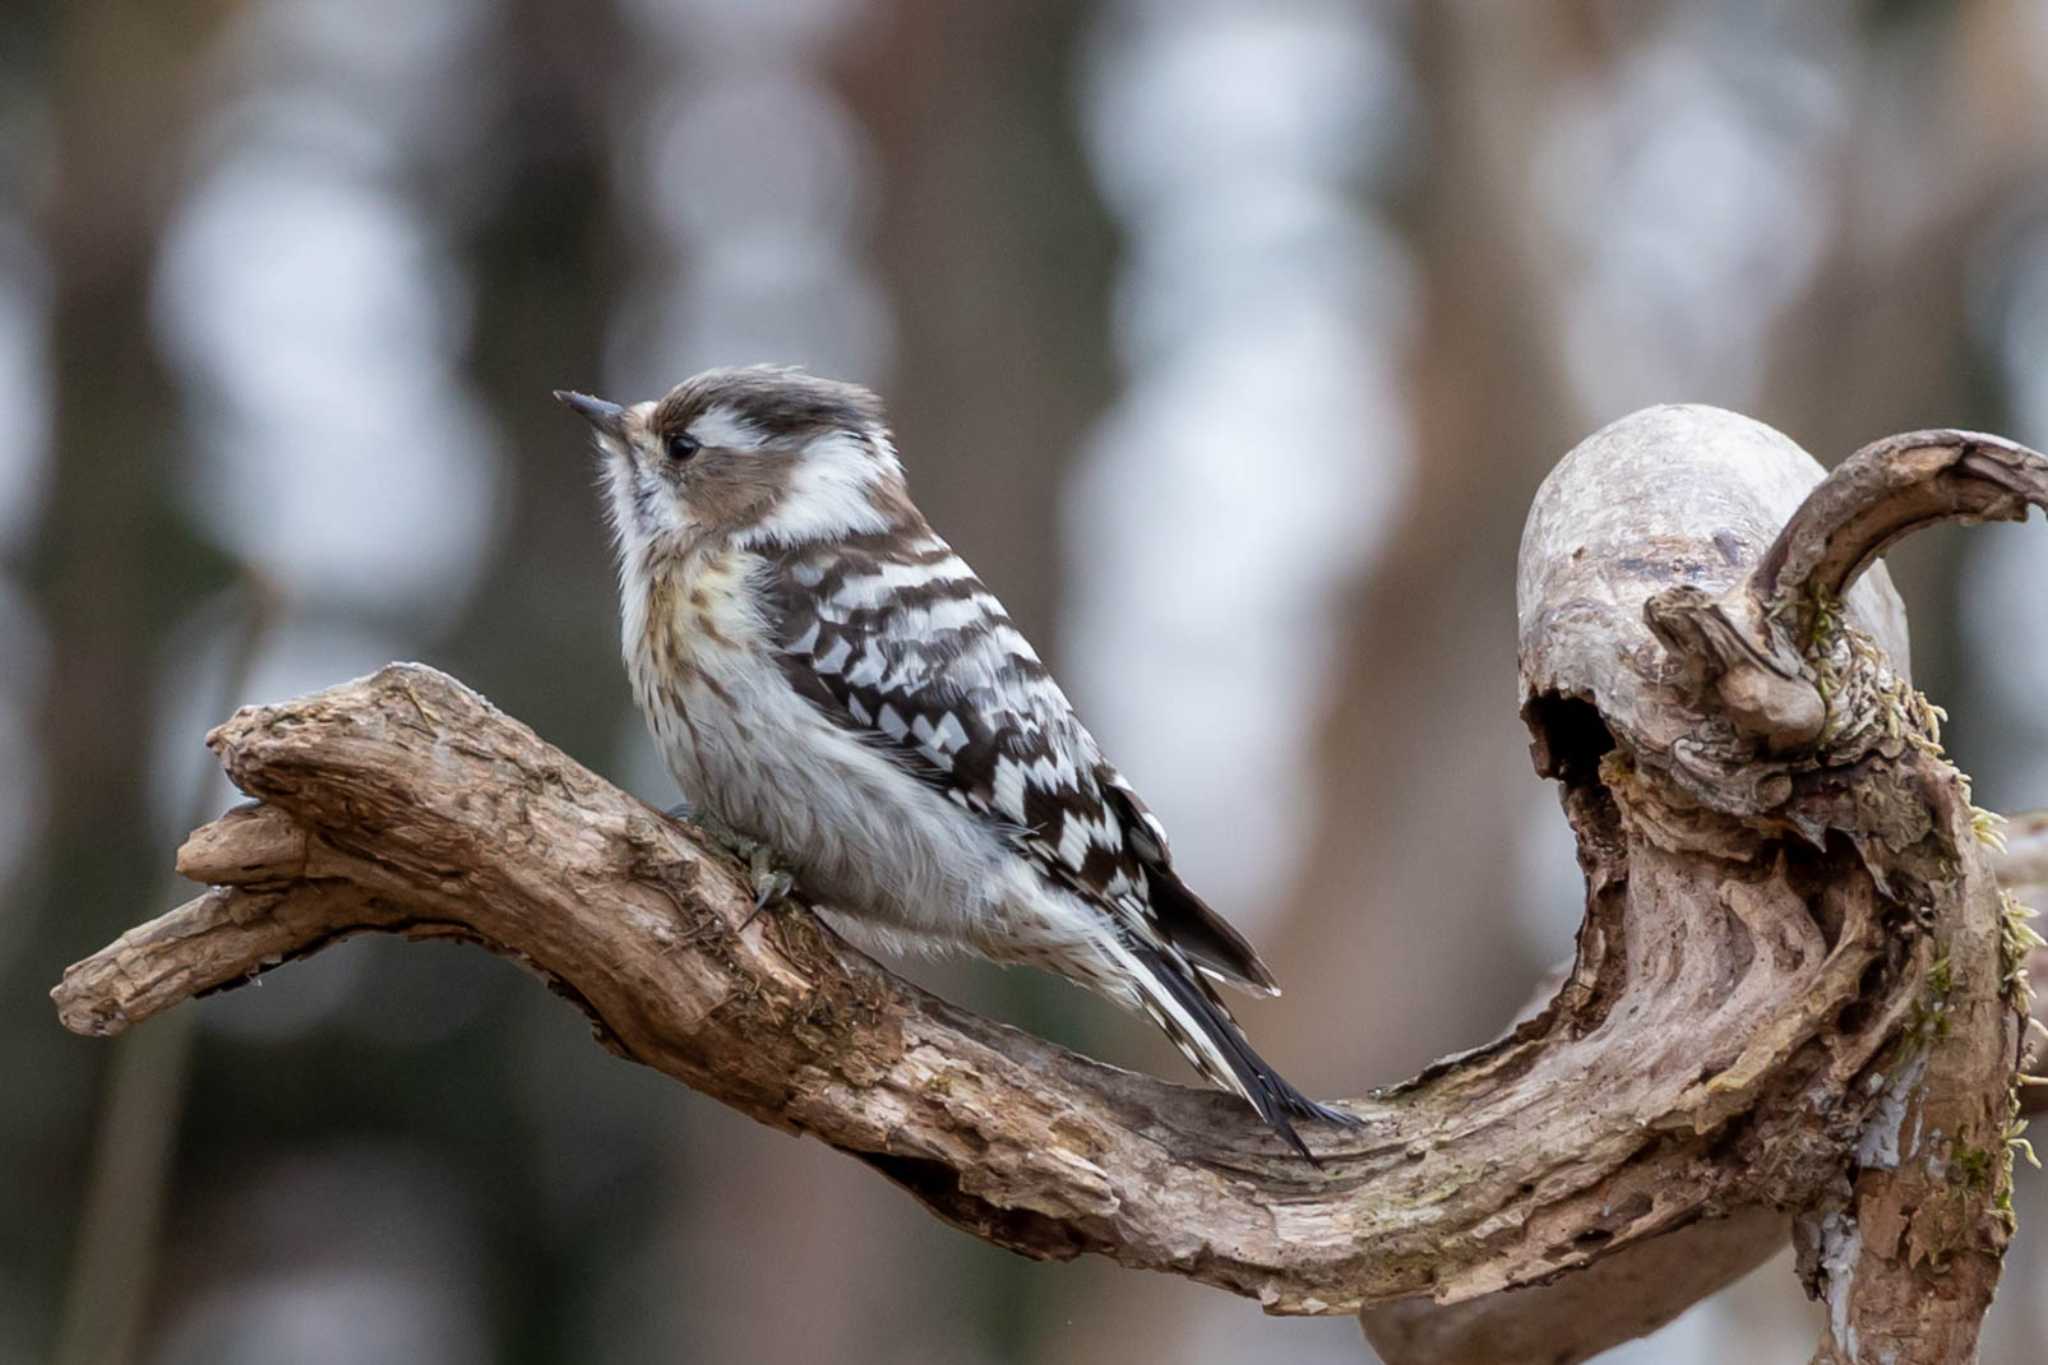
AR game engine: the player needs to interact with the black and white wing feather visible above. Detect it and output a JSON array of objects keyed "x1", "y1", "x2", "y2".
[
  {"x1": 764, "y1": 528, "x2": 1274, "y2": 992},
  {"x1": 763, "y1": 529, "x2": 1352, "y2": 1157}
]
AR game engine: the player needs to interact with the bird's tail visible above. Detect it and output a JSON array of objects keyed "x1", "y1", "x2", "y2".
[{"x1": 1106, "y1": 937, "x2": 1356, "y2": 1163}]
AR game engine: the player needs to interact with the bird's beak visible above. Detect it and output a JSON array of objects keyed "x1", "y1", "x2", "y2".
[{"x1": 553, "y1": 389, "x2": 628, "y2": 440}]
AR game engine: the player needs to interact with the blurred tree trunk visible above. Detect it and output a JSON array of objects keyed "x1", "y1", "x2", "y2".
[
  {"x1": 427, "y1": 2, "x2": 634, "y2": 1357},
  {"x1": 849, "y1": 0, "x2": 1113, "y2": 650},
  {"x1": 27, "y1": 2, "x2": 231, "y2": 974},
  {"x1": 1752, "y1": 2, "x2": 2048, "y2": 751},
  {"x1": 25, "y1": 4, "x2": 234, "y2": 1361},
  {"x1": 440, "y1": 0, "x2": 629, "y2": 762}
]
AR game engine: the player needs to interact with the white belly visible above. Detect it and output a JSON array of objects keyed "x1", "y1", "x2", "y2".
[{"x1": 625, "y1": 551, "x2": 1060, "y2": 958}]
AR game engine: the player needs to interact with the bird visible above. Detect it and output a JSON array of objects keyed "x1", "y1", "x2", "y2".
[{"x1": 556, "y1": 366, "x2": 1354, "y2": 1158}]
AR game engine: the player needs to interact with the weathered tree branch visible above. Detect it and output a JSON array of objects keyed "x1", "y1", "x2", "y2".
[
  {"x1": 49, "y1": 660, "x2": 1883, "y2": 1317},
  {"x1": 1574, "y1": 411, "x2": 2042, "y2": 1363},
  {"x1": 53, "y1": 405, "x2": 2039, "y2": 1361},
  {"x1": 1366, "y1": 800, "x2": 2048, "y2": 1365}
]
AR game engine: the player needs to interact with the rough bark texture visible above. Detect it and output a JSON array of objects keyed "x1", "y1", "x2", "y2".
[
  {"x1": 1523, "y1": 407, "x2": 2039, "y2": 1364},
  {"x1": 53, "y1": 406, "x2": 2041, "y2": 1359},
  {"x1": 1362, "y1": 802, "x2": 2048, "y2": 1365}
]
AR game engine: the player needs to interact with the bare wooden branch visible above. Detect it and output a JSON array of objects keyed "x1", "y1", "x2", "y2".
[
  {"x1": 1582, "y1": 408, "x2": 2038, "y2": 1364},
  {"x1": 41, "y1": 658, "x2": 1892, "y2": 1318},
  {"x1": 1376, "y1": 401, "x2": 2031, "y2": 1358},
  {"x1": 1754, "y1": 430, "x2": 2048, "y2": 626},
  {"x1": 51, "y1": 404, "x2": 2038, "y2": 1361},
  {"x1": 1689, "y1": 425, "x2": 2042, "y2": 1365},
  {"x1": 1371, "y1": 801, "x2": 2048, "y2": 1364}
]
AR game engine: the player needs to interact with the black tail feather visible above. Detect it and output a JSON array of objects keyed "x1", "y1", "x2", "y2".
[{"x1": 1128, "y1": 944, "x2": 1357, "y2": 1163}]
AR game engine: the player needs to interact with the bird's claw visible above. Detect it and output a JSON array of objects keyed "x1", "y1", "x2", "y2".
[
  {"x1": 744, "y1": 846, "x2": 796, "y2": 918},
  {"x1": 665, "y1": 803, "x2": 797, "y2": 927}
]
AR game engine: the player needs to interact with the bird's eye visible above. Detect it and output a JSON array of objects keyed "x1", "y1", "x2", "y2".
[{"x1": 665, "y1": 433, "x2": 701, "y2": 464}]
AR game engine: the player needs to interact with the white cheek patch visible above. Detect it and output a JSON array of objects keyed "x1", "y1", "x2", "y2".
[
  {"x1": 736, "y1": 429, "x2": 895, "y2": 548},
  {"x1": 601, "y1": 402, "x2": 695, "y2": 555},
  {"x1": 688, "y1": 404, "x2": 766, "y2": 450},
  {"x1": 599, "y1": 450, "x2": 653, "y2": 548}
]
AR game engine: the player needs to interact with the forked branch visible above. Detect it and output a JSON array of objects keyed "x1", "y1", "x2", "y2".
[
  {"x1": 52, "y1": 406, "x2": 2042, "y2": 1363},
  {"x1": 45, "y1": 661, "x2": 1900, "y2": 1319}
]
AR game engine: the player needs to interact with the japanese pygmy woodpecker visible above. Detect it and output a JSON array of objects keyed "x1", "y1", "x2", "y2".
[{"x1": 557, "y1": 367, "x2": 1353, "y2": 1158}]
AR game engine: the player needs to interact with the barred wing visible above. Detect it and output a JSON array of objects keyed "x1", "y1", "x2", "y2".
[{"x1": 765, "y1": 530, "x2": 1277, "y2": 995}]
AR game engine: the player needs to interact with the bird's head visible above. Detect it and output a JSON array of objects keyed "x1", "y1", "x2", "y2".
[{"x1": 556, "y1": 366, "x2": 910, "y2": 559}]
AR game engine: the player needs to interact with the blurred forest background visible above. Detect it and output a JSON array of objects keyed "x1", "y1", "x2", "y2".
[{"x1": 7, "y1": 1, "x2": 2048, "y2": 1361}]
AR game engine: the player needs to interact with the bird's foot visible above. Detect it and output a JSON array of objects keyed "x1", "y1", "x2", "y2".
[{"x1": 665, "y1": 802, "x2": 798, "y2": 922}]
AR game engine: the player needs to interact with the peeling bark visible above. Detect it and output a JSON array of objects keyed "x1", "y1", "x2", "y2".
[{"x1": 52, "y1": 405, "x2": 2040, "y2": 1361}]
